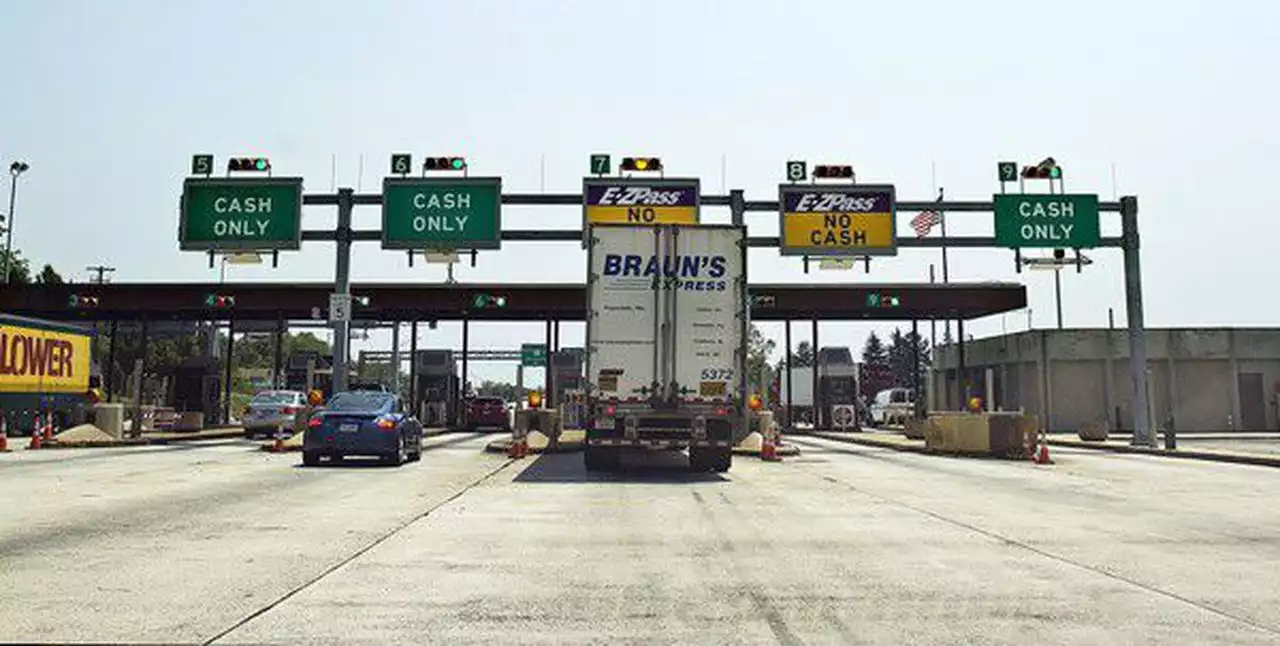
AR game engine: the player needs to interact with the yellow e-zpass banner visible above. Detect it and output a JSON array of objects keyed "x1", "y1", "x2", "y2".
[{"x1": 778, "y1": 185, "x2": 898, "y2": 256}]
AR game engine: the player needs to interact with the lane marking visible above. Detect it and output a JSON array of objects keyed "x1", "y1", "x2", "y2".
[{"x1": 203, "y1": 456, "x2": 515, "y2": 645}]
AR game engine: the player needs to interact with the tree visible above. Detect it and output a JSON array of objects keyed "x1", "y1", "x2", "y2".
[
  {"x1": 747, "y1": 324, "x2": 775, "y2": 393},
  {"x1": 0, "y1": 248, "x2": 32, "y2": 284},
  {"x1": 35, "y1": 264, "x2": 63, "y2": 285},
  {"x1": 789, "y1": 341, "x2": 815, "y2": 368},
  {"x1": 476, "y1": 380, "x2": 518, "y2": 402},
  {"x1": 859, "y1": 331, "x2": 892, "y2": 400}
]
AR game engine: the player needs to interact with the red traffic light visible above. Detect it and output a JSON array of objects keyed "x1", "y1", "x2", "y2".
[
  {"x1": 813, "y1": 165, "x2": 854, "y2": 179},
  {"x1": 621, "y1": 157, "x2": 662, "y2": 172}
]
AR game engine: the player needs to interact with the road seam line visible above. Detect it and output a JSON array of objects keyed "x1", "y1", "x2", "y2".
[{"x1": 202, "y1": 457, "x2": 515, "y2": 645}]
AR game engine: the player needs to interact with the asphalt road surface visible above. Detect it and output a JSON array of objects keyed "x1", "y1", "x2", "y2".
[{"x1": 2, "y1": 434, "x2": 1278, "y2": 645}]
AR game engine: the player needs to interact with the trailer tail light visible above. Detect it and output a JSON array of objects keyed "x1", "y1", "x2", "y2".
[{"x1": 308, "y1": 416, "x2": 322, "y2": 428}]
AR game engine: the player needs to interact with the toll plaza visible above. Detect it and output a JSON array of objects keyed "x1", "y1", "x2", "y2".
[{"x1": 0, "y1": 280, "x2": 1026, "y2": 431}]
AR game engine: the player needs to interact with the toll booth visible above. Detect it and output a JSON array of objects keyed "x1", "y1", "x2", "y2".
[
  {"x1": 561, "y1": 389, "x2": 587, "y2": 429},
  {"x1": 284, "y1": 351, "x2": 334, "y2": 398},
  {"x1": 171, "y1": 357, "x2": 223, "y2": 425},
  {"x1": 778, "y1": 346, "x2": 863, "y2": 430},
  {"x1": 550, "y1": 348, "x2": 585, "y2": 406},
  {"x1": 414, "y1": 350, "x2": 458, "y2": 429}
]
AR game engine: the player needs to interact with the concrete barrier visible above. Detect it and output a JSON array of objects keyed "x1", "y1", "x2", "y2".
[
  {"x1": 925, "y1": 411, "x2": 1037, "y2": 459},
  {"x1": 93, "y1": 404, "x2": 125, "y2": 439}
]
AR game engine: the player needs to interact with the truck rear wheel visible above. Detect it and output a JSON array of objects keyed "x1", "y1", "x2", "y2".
[
  {"x1": 584, "y1": 445, "x2": 619, "y2": 471},
  {"x1": 689, "y1": 446, "x2": 731, "y2": 473}
]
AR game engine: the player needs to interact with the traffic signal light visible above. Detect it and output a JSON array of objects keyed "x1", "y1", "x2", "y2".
[
  {"x1": 204, "y1": 293, "x2": 236, "y2": 308},
  {"x1": 471, "y1": 293, "x2": 507, "y2": 309},
  {"x1": 813, "y1": 165, "x2": 854, "y2": 179},
  {"x1": 621, "y1": 157, "x2": 662, "y2": 172},
  {"x1": 353, "y1": 295, "x2": 371, "y2": 307},
  {"x1": 1020, "y1": 157, "x2": 1062, "y2": 180},
  {"x1": 865, "y1": 293, "x2": 900, "y2": 308},
  {"x1": 424, "y1": 156, "x2": 466, "y2": 171},
  {"x1": 227, "y1": 157, "x2": 271, "y2": 172},
  {"x1": 67, "y1": 294, "x2": 99, "y2": 308}
]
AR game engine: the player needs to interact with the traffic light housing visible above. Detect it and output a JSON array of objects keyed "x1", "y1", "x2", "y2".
[
  {"x1": 67, "y1": 294, "x2": 100, "y2": 308},
  {"x1": 813, "y1": 165, "x2": 854, "y2": 179},
  {"x1": 227, "y1": 157, "x2": 271, "y2": 172},
  {"x1": 471, "y1": 293, "x2": 507, "y2": 309},
  {"x1": 424, "y1": 156, "x2": 466, "y2": 171},
  {"x1": 204, "y1": 293, "x2": 236, "y2": 308},
  {"x1": 866, "y1": 293, "x2": 900, "y2": 308},
  {"x1": 1020, "y1": 157, "x2": 1062, "y2": 180},
  {"x1": 621, "y1": 157, "x2": 662, "y2": 172}
]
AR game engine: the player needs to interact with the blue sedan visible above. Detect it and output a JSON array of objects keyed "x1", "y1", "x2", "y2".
[{"x1": 302, "y1": 391, "x2": 423, "y2": 467}]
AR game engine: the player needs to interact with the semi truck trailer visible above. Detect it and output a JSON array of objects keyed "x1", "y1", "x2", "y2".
[
  {"x1": 584, "y1": 223, "x2": 747, "y2": 473},
  {"x1": 0, "y1": 313, "x2": 97, "y2": 434}
]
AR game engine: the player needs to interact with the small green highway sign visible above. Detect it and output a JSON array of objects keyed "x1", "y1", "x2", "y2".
[
  {"x1": 994, "y1": 193, "x2": 1100, "y2": 248},
  {"x1": 191, "y1": 154, "x2": 213, "y2": 176},
  {"x1": 390, "y1": 153, "x2": 412, "y2": 175},
  {"x1": 179, "y1": 177, "x2": 304, "y2": 251},
  {"x1": 381, "y1": 177, "x2": 502, "y2": 251},
  {"x1": 590, "y1": 154, "x2": 611, "y2": 175},
  {"x1": 521, "y1": 343, "x2": 547, "y2": 367},
  {"x1": 997, "y1": 161, "x2": 1017, "y2": 182}
]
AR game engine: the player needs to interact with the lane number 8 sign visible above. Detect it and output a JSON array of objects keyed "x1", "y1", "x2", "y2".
[{"x1": 786, "y1": 160, "x2": 807, "y2": 182}]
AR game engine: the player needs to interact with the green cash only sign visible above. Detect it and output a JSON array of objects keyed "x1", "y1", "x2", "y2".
[
  {"x1": 993, "y1": 194, "x2": 1101, "y2": 248},
  {"x1": 179, "y1": 178, "x2": 304, "y2": 251},
  {"x1": 382, "y1": 177, "x2": 502, "y2": 250}
]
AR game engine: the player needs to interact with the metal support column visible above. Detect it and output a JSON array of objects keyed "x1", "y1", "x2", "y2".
[
  {"x1": 106, "y1": 319, "x2": 118, "y2": 400},
  {"x1": 331, "y1": 188, "x2": 354, "y2": 394},
  {"x1": 957, "y1": 318, "x2": 966, "y2": 409},
  {"x1": 391, "y1": 321, "x2": 401, "y2": 395},
  {"x1": 224, "y1": 319, "x2": 235, "y2": 424},
  {"x1": 460, "y1": 318, "x2": 470, "y2": 420},
  {"x1": 544, "y1": 320, "x2": 553, "y2": 407},
  {"x1": 409, "y1": 320, "x2": 418, "y2": 414},
  {"x1": 1121, "y1": 196, "x2": 1152, "y2": 446},
  {"x1": 911, "y1": 319, "x2": 922, "y2": 419},
  {"x1": 272, "y1": 311, "x2": 284, "y2": 390},
  {"x1": 811, "y1": 318, "x2": 820, "y2": 430},
  {"x1": 784, "y1": 319, "x2": 793, "y2": 429}
]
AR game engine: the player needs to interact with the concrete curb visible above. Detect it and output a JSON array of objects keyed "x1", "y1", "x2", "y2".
[
  {"x1": 1046, "y1": 439, "x2": 1280, "y2": 469},
  {"x1": 146, "y1": 430, "x2": 248, "y2": 444},
  {"x1": 485, "y1": 439, "x2": 585, "y2": 455},
  {"x1": 809, "y1": 432, "x2": 933, "y2": 455},
  {"x1": 36, "y1": 439, "x2": 152, "y2": 450}
]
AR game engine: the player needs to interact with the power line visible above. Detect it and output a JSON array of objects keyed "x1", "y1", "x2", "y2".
[{"x1": 86, "y1": 265, "x2": 116, "y2": 284}]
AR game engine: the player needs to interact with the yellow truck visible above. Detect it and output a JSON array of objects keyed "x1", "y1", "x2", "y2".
[{"x1": 0, "y1": 313, "x2": 97, "y2": 435}]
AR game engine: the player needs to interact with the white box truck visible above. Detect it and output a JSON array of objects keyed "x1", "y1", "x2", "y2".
[{"x1": 584, "y1": 223, "x2": 747, "y2": 472}]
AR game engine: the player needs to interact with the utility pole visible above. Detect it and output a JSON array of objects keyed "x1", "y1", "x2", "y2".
[{"x1": 86, "y1": 265, "x2": 116, "y2": 284}]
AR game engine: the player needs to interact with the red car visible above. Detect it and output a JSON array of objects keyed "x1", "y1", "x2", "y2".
[{"x1": 465, "y1": 397, "x2": 511, "y2": 431}]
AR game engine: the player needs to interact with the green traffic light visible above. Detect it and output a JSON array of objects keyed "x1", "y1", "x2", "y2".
[
  {"x1": 472, "y1": 294, "x2": 487, "y2": 308},
  {"x1": 255, "y1": 159, "x2": 268, "y2": 171},
  {"x1": 1049, "y1": 167, "x2": 1061, "y2": 179},
  {"x1": 450, "y1": 158, "x2": 465, "y2": 170},
  {"x1": 494, "y1": 296, "x2": 507, "y2": 307},
  {"x1": 204, "y1": 294, "x2": 216, "y2": 307}
]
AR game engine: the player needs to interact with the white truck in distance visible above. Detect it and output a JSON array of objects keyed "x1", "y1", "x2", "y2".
[{"x1": 584, "y1": 223, "x2": 747, "y2": 472}]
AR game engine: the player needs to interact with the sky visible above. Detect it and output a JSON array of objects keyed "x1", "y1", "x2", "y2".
[{"x1": 2, "y1": 0, "x2": 1278, "y2": 386}]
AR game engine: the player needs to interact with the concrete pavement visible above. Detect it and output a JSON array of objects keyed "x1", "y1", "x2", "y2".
[{"x1": 3, "y1": 435, "x2": 1279, "y2": 644}]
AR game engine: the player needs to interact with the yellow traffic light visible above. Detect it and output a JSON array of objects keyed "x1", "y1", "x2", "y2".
[
  {"x1": 527, "y1": 390, "x2": 543, "y2": 409},
  {"x1": 308, "y1": 390, "x2": 324, "y2": 406},
  {"x1": 748, "y1": 394, "x2": 763, "y2": 411}
]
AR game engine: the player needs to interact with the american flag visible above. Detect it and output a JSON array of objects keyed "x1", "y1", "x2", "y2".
[{"x1": 910, "y1": 209, "x2": 942, "y2": 237}]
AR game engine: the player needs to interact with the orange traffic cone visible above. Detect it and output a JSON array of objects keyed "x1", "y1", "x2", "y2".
[
  {"x1": 507, "y1": 436, "x2": 524, "y2": 459},
  {"x1": 0, "y1": 416, "x2": 9, "y2": 452},
  {"x1": 271, "y1": 436, "x2": 285, "y2": 453},
  {"x1": 1034, "y1": 442, "x2": 1052, "y2": 465},
  {"x1": 41, "y1": 412, "x2": 54, "y2": 442},
  {"x1": 28, "y1": 429, "x2": 42, "y2": 450},
  {"x1": 761, "y1": 425, "x2": 781, "y2": 462}
]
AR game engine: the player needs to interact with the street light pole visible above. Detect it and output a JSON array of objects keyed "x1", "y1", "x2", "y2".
[{"x1": 4, "y1": 161, "x2": 30, "y2": 284}]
